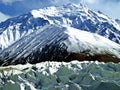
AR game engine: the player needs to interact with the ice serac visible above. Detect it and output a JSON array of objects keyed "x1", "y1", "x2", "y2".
[
  {"x1": 0, "y1": 61, "x2": 120, "y2": 90},
  {"x1": 0, "y1": 25, "x2": 120, "y2": 65},
  {"x1": 0, "y1": 3, "x2": 120, "y2": 50}
]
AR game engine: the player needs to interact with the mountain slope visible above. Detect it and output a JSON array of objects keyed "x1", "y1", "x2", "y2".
[
  {"x1": 0, "y1": 25, "x2": 120, "y2": 65},
  {"x1": 0, "y1": 13, "x2": 49, "y2": 49},
  {"x1": 0, "y1": 4, "x2": 120, "y2": 50},
  {"x1": 30, "y1": 4, "x2": 120, "y2": 44}
]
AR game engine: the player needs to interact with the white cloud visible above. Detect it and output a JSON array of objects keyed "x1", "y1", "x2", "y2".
[
  {"x1": 1, "y1": 0, "x2": 23, "y2": 4},
  {"x1": 0, "y1": 12, "x2": 10, "y2": 22},
  {"x1": 80, "y1": 0, "x2": 99, "y2": 4},
  {"x1": 82, "y1": 0, "x2": 120, "y2": 19},
  {"x1": 84, "y1": 0, "x2": 96, "y2": 4}
]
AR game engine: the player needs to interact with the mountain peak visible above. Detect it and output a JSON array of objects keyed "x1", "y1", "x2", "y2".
[
  {"x1": 0, "y1": 3, "x2": 120, "y2": 50},
  {"x1": 31, "y1": 3, "x2": 88, "y2": 18},
  {"x1": 0, "y1": 3, "x2": 120, "y2": 65}
]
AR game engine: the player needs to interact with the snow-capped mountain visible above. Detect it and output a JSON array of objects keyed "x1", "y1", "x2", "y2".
[
  {"x1": 0, "y1": 24, "x2": 120, "y2": 65},
  {"x1": 0, "y1": 3, "x2": 120, "y2": 65},
  {"x1": 0, "y1": 3, "x2": 120, "y2": 90},
  {"x1": 0, "y1": 3, "x2": 120, "y2": 50}
]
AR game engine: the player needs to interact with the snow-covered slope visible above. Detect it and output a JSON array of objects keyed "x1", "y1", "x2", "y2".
[
  {"x1": 0, "y1": 25, "x2": 120, "y2": 65},
  {"x1": 0, "y1": 13, "x2": 49, "y2": 49},
  {"x1": 0, "y1": 3, "x2": 120, "y2": 50},
  {"x1": 30, "y1": 4, "x2": 120, "y2": 44},
  {"x1": 0, "y1": 61, "x2": 120, "y2": 90}
]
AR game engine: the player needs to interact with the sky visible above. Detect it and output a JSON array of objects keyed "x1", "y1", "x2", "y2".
[{"x1": 0, "y1": 0, "x2": 120, "y2": 22}]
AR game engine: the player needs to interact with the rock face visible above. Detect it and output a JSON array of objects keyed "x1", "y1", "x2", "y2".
[{"x1": 0, "y1": 61, "x2": 120, "y2": 90}]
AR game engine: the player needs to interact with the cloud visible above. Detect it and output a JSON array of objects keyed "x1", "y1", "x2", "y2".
[
  {"x1": 83, "y1": 0, "x2": 99, "y2": 4},
  {"x1": 105, "y1": 0, "x2": 120, "y2": 3},
  {"x1": 83, "y1": 0, "x2": 120, "y2": 3},
  {"x1": 85, "y1": 0, "x2": 96, "y2": 4},
  {"x1": 51, "y1": 0, "x2": 79, "y2": 5},
  {"x1": 0, "y1": 0, "x2": 23, "y2": 4},
  {"x1": 86, "y1": 0, "x2": 120, "y2": 19},
  {"x1": 0, "y1": 12, "x2": 10, "y2": 22}
]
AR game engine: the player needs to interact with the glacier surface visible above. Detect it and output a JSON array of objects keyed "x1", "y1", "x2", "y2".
[{"x1": 0, "y1": 61, "x2": 120, "y2": 90}]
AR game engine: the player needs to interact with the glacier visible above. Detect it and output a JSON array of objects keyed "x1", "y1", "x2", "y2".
[{"x1": 0, "y1": 61, "x2": 120, "y2": 90}]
